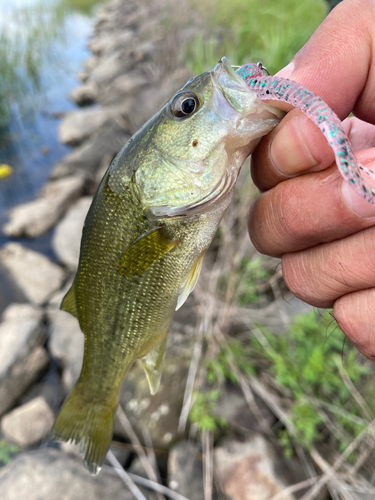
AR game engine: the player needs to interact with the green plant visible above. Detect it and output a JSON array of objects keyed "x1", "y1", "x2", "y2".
[
  {"x1": 190, "y1": 390, "x2": 227, "y2": 432},
  {"x1": 252, "y1": 311, "x2": 370, "y2": 452},
  {"x1": 0, "y1": 440, "x2": 18, "y2": 467},
  {"x1": 187, "y1": 0, "x2": 326, "y2": 74},
  {"x1": 207, "y1": 338, "x2": 255, "y2": 385}
]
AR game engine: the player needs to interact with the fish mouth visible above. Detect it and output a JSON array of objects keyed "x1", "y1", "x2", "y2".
[
  {"x1": 211, "y1": 56, "x2": 284, "y2": 120},
  {"x1": 211, "y1": 57, "x2": 248, "y2": 89},
  {"x1": 210, "y1": 56, "x2": 260, "y2": 118}
]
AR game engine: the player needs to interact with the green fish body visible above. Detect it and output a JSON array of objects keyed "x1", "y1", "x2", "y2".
[{"x1": 52, "y1": 58, "x2": 283, "y2": 473}]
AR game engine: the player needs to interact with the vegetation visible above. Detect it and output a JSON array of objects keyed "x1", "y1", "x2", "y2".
[
  {"x1": 252, "y1": 311, "x2": 370, "y2": 455},
  {"x1": 0, "y1": 0, "x2": 104, "y2": 127},
  {"x1": 191, "y1": 310, "x2": 371, "y2": 461},
  {"x1": 187, "y1": 0, "x2": 326, "y2": 74},
  {"x1": 0, "y1": 440, "x2": 18, "y2": 468}
]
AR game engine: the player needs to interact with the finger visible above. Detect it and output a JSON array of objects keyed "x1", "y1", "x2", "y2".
[
  {"x1": 342, "y1": 117, "x2": 375, "y2": 151},
  {"x1": 249, "y1": 153, "x2": 375, "y2": 258},
  {"x1": 290, "y1": 0, "x2": 375, "y2": 123},
  {"x1": 252, "y1": 115, "x2": 375, "y2": 192},
  {"x1": 281, "y1": 225, "x2": 375, "y2": 308},
  {"x1": 333, "y1": 288, "x2": 375, "y2": 361},
  {"x1": 251, "y1": 109, "x2": 334, "y2": 192}
]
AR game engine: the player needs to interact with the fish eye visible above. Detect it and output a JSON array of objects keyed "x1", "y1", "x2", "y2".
[{"x1": 171, "y1": 92, "x2": 199, "y2": 118}]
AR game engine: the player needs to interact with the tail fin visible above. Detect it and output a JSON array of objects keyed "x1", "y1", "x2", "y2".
[{"x1": 52, "y1": 384, "x2": 118, "y2": 474}]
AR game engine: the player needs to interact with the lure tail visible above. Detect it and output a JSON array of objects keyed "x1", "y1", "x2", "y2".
[{"x1": 52, "y1": 382, "x2": 118, "y2": 474}]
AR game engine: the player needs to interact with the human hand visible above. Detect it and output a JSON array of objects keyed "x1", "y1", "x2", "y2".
[{"x1": 249, "y1": 0, "x2": 375, "y2": 359}]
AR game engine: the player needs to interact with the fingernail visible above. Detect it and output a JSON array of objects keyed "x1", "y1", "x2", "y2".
[
  {"x1": 341, "y1": 175, "x2": 375, "y2": 218},
  {"x1": 276, "y1": 61, "x2": 295, "y2": 79},
  {"x1": 270, "y1": 115, "x2": 319, "y2": 175}
]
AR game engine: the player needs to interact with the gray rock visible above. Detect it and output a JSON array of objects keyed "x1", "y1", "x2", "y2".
[
  {"x1": 88, "y1": 52, "x2": 124, "y2": 86},
  {"x1": 58, "y1": 108, "x2": 113, "y2": 146},
  {"x1": 51, "y1": 121, "x2": 129, "y2": 179},
  {"x1": 120, "y1": 68, "x2": 193, "y2": 134},
  {"x1": 217, "y1": 383, "x2": 275, "y2": 435},
  {"x1": 19, "y1": 365, "x2": 65, "y2": 413},
  {"x1": 127, "y1": 458, "x2": 157, "y2": 500},
  {"x1": 47, "y1": 278, "x2": 74, "y2": 310},
  {"x1": 3, "y1": 176, "x2": 85, "y2": 238},
  {"x1": 0, "y1": 244, "x2": 65, "y2": 305},
  {"x1": 214, "y1": 435, "x2": 295, "y2": 500},
  {"x1": 88, "y1": 30, "x2": 133, "y2": 57},
  {"x1": 1, "y1": 396, "x2": 54, "y2": 447},
  {"x1": 70, "y1": 83, "x2": 97, "y2": 106},
  {"x1": 52, "y1": 197, "x2": 92, "y2": 270},
  {"x1": 114, "y1": 353, "x2": 189, "y2": 450},
  {"x1": 48, "y1": 309, "x2": 84, "y2": 392},
  {"x1": 108, "y1": 72, "x2": 149, "y2": 99},
  {"x1": 168, "y1": 441, "x2": 204, "y2": 500},
  {"x1": 0, "y1": 448, "x2": 134, "y2": 500},
  {"x1": 0, "y1": 304, "x2": 49, "y2": 416}
]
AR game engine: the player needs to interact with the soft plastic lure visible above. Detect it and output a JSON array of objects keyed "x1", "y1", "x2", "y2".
[{"x1": 237, "y1": 63, "x2": 375, "y2": 205}]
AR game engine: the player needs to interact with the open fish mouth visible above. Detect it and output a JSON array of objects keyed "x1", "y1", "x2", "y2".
[{"x1": 212, "y1": 56, "x2": 249, "y2": 89}]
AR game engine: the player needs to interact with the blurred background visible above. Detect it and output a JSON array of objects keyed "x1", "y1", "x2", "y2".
[{"x1": 2, "y1": 1, "x2": 375, "y2": 500}]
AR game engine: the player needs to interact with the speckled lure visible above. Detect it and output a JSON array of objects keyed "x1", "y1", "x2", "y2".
[{"x1": 236, "y1": 63, "x2": 375, "y2": 205}]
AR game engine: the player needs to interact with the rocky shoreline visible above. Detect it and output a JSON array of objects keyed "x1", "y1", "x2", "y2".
[{"x1": 0, "y1": 1, "x2": 320, "y2": 499}]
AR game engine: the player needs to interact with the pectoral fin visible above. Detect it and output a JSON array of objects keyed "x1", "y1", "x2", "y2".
[
  {"x1": 61, "y1": 282, "x2": 78, "y2": 319},
  {"x1": 176, "y1": 253, "x2": 204, "y2": 310},
  {"x1": 118, "y1": 227, "x2": 178, "y2": 276},
  {"x1": 140, "y1": 334, "x2": 168, "y2": 395}
]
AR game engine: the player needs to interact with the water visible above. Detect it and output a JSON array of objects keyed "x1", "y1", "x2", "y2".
[{"x1": 0, "y1": 0, "x2": 100, "y2": 311}]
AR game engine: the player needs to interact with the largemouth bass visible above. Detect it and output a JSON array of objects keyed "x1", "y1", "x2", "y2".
[{"x1": 52, "y1": 57, "x2": 284, "y2": 473}]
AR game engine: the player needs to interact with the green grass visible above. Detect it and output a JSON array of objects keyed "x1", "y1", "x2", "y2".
[
  {"x1": 0, "y1": 440, "x2": 18, "y2": 468},
  {"x1": 191, "y1": 310, "x2": 371, "y2": 456},
  {"x1": 253, "y1": 311, "x2": 370, "y2": 453},
  {"x1": 187, "y1": 0, "x2": 326, "y2": 75}
]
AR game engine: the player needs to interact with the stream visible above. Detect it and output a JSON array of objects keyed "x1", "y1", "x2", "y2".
[{"x1": 0, "y1": 0, "x2": 101, "y2": 312}]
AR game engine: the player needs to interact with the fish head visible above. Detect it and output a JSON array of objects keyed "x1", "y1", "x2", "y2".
[{"x1": 112, "y1": 58, "x2": 283, "y2": 217}]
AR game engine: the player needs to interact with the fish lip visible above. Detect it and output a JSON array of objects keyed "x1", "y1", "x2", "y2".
[{"x1": 211, "y1": 56, "x2": 248, "y2": 89}]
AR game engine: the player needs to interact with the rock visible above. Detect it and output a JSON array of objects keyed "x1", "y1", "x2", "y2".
[
  {"x1": 1, "y1": 397, "x2": 54, "y2": 447},
  {"x1": 109, "y1": 72, "x2": 149, "y2": 98},
  {"x1": 51, "y1": 121, "x2": 129, "y2": 179},
  {"x1": 0, "y1": 244, "x2": 65, "y2": 305},
  {"x1": 125, "y1": 68, "x2": 193, "y2": 134},
  {"x1": 19, "y1": 365, "x2": 65, "y2": 413},
  {"x1": 52, "y1": 197, "x2": 93, "y2": 270},
  {"x1": 0, "y1": 448, "x2": 134, "y2": 500},
  {"x1": 58, "y1": 108, "x2": 113, "y2": 146},
  {"x1": 127, "y1": 458, "x2": 157, "y2": 500},
  {"x1": 217, "y1": 383, "x2": 276, "y2": 435},
  {"x1": 88, "y1": 52, "x2": 125, "y2": 86},
  {"x1": 70, "y1": 83, "x2": 97, "y2": 106},
  {"x1": 214, "y1": 435, "x2": 298, "y2": 500},
  {"x1": 88, "y1": 30, "x2": 133, "y2": 57},
  {"x1": 168, "y1": 441, "x2": 204, "y2": 500},
  {"x1": 114, "y1": 353, "x2": 189, "y2": 450},
  {"x1": 3, "y1": 176, "x2": 85, "y2": 238},
  {"x1": 0, "y1": 304, "x2": 49, "y2": 416},
  {"x1": 48, "y1": 309, "x2": 84, "y2": 392}
]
